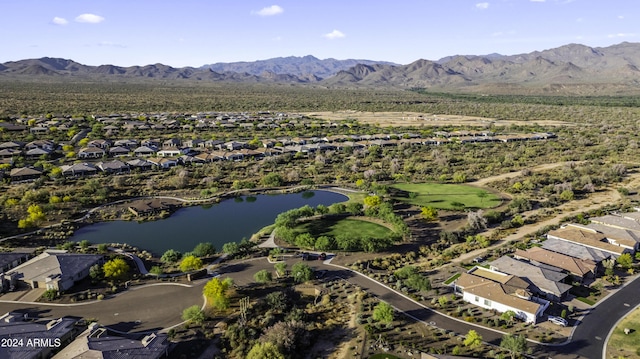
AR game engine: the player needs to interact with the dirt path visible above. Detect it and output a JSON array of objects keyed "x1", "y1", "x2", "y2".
[{"x1": 470, "y1": 161, "x2": 579, "y2": 187}]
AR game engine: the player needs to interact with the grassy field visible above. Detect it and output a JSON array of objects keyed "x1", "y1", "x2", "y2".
[
  {"x1": 296, "y1": 218, "x2": 393, "y2": 239},
  {"x1": 391, "y1": 183, "x2": 501, "y2": 210},
  {"x1": 606, "y1": 306, "x2": 640, "y2": 359}
]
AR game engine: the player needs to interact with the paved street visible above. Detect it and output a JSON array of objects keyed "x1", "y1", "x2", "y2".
[
  {"x1": 0, "y1": 253, "x2": 635, "y2": 359},
  {"x1": 0, "y1": 282, "x2": 206, "y2": 333}
]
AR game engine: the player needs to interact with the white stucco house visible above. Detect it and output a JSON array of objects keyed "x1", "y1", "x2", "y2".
[{"x1": 453, "y1": 267, "x2": 549, "y2": 324}]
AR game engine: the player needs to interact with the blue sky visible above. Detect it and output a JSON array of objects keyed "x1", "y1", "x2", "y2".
[{"x1": 1, "y1": 0, "x2": 636, "y2": 67}]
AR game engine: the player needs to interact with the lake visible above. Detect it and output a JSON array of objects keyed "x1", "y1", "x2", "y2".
[{"x1": 71, "y1": 191, "x2": 347, "y2": 255}]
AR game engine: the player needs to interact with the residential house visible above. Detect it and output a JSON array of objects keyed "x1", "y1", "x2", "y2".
[
  {"x1": 60, "y1": 163, "x2": 98, "y2": 177},
  {"x1": 133, "y1": 145, "x2": 158, "y2": 157},
  {"x1": 564, "y1": 223, "x2": 640, "y2": 253},
  {"x1": 489, "y1": 256, "x2": 572, "y2": 301},
  {"x1": 0, "y1": 313, "x2": 78, "y2": 359},
  {"x1": 78, "y1": 147, "x2": 106, "y2": 159},
  {"x1": 25, "y1": 140, "x2": 56, "y2": 152},
  {"x1": 162, "y1": 138, "x2": 181, "y2": 149},
  {"x1": 97, "y1": 160, "x2": 130, "y2": 174},
  {"x1": 87, "y1": 139, "x2": 111, "y2": 149},
  {"x1": 54, "y1": 323, "x2": 170, "y2": 359},
  {"x1": 546, "y1": 227, "x2": 628, "y2": 259},
  {"x1": 113, "y1": 139, "x2": 138, "y2": 149},
  {"x1": 10, "y1": 167, "x2": 43, "y2": 182},
  {"x1": 157, "y1": 149, "x2": 184, "y2": 157},
  {"x1": 148, "y1": 157, "x2": 177, "y2": 169},
  {"x1": 453, "y1": 267, "x2": 549, "y2": 323},
  {"x1": 183, "y1": 139, "x2": 204, "y2": 148},
  {"x1": 25, "y1": 147, "x2": 52, "y2": 159},
  {"x1": 29, "y1": 126, "x2": 49, "y2": 135},
  {"x1": 542, "y1": 237, "x2": 615, "y2": 264},
  {"x1": 223, "y1": 141, "x2": 245, "y2": 151},
  {"x1": 127, "y1": 199, "x2": 176, "y2": 216},
  {"x1": 0, "y1": 148, "x2": 21, "y2": 159},
  {"x1": 513, "y1": 247, "x2": 596, "y2": 282},
  {"x1": 108, "y1": 146, "x2": 130, "y2": 157},
  {"x1": 127, "y1": 158, "x2": 153, "y2": 171},
  {"x1": 8, "y1": 250, "x2": 102, "y2": 291},
  {"x1": 0, "y1": 141, "x2": 24, "y2": 150}
]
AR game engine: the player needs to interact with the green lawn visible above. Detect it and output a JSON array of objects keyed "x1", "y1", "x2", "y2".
[
  {"x1": 296, "y1": 218, "x2": 394, "y2": 239},
  {"x1": 391, "y1": 183, "x2": 501, "y2": 210},
  {"x1": 606, "y1": 306, "x2": 640, "y2": 359}
]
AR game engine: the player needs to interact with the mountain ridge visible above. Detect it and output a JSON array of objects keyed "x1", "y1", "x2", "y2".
[{"x1": 2, "y1": 42, "x2": 640, "y2": 94}]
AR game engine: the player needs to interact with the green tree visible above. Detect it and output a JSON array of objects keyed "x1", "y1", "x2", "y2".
[
  {"x1": 314, "y1": 235, "x2": 335, "y2": 251},
  {"x1": 192, "y1": 242, "x2": 216, "y2": 257},
  {"x1": 463, "y1": 329, "x2": 483, "y2": 348},
  {"x1": 500, "y1": 334, "x2": 527, "y2": 359},
  {"x1": 372, "y1": 302, "x2": 394, "y2": 324},
  {"x1": 453, "y1": 172, "x2": 467, "y2": 183},
  {"x1": 222, "y1": 242, "x2": 240, "y2": 256},
  {"x1": 363, "y1": 195, "x2": 382, "y2": 208},
  {"x1": 103, "y1": 258, "x2": 130, "y2": 282},
  {"x1": 295, "y1": 233, "x2": 316, "y2": 248},
  {"x1": 291, "y1": 262, "x2": 313, "y2": 283},
  {"x1": 79, "y1": 239, "x2": 90, "y2": 252},
  {"x1": 182, "y1": 305, "x2": 206, "y2": 325},
  {"x1": 41, "y1": 289, "x2": 59, "y2": 301},
  {"x1": 421, "y1": 206, "x2": 438, "y2": 221},
  {"x1": 274, "y1": 262, "x2": 287, "y2": 277},
  {"x1": 254, "y1": 269, "x2": 272, "y2": 283},
  {"x1": 89, "y1": 264, "x2": 103, "y2": 281},
  {"x1": 161, "y1": 249, "x2": 182, "y2": 263},
  {"x1": 246, "y1": 342, "x2": 285, "y2": 359},
  {"x1": 97, "y1": 243, "x2": 108, "y2": 254},
  {"x1": 203, "y1": 277, "x2": 233, "y2": 310},
  {"x1": 500, "y1": 310, "x2": 516, "y2": 325},
  {"x1": 261, "y1": 173, "x2": 284, "y2": 187},
  {"x1": 179, "y1": 255, "x2": 203, "y2": 272},
  {"x1": 617, "y1": 253, "x2": 633, "y2": 269}
]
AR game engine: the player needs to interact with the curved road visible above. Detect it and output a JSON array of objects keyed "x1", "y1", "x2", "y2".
[
  {"x1": 0, "y1": 282, "x2": 207, "y2": 333},
  {"x1": 220, "y1": 256, "x2": 639, "y2": 359}
]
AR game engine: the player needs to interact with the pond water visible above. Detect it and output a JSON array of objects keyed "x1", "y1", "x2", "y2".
[{"x1": 71, "y1": 191, "x2": 347, "y2": 255}]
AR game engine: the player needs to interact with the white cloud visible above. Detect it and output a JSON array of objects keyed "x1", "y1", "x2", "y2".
[
  {"x1": 323, "y1": 30, "x2": 346, "y2": 40},
  {"x1": 75, "y1": 13, "x2": 105, "y2": 24},
  {"x1": 253, "y1": 5, "x2": 284, "y2": 16},
  {"x1": 476, "y1": 2, "x2": 489, "y2": 9},
  {"x1": 618, "y1": 15, "x2": 624, "y2": 19},
  {"x1": 52, "y1": 17, "x2": 68, "y2": 25},
  {"x1": 607, "y1": 33, "x2": 636, "y2": 38}
]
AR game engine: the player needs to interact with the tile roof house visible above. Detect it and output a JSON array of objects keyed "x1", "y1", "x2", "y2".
[
  {"x1": 53, "y1": 323, "x2": 170, "y2": 359},
  {"x1": 564, "y1": 223, "x2": 640, "y2": 252},
  {"x1": 513, "y1": 247, "x2": 596, "y2": 282},
  {"x1": 96, "y1": 160, "x2": 130, "y2": 174},
  {"x1": 78, "y1": 147, "x2": 106, "y2": 159},
  {"x1": 542, "y1": 237, "x2": 615, "y2": 263},
  {"x1": 0, "y1": 313, "x2": 78, "y2": 359},
  {"x1": 60, "y1": 163, "x2": 98, "y2": 177},
  {"x1": 10, "y1": 167, "x2": 43, "y2": 182},
  {"x1": 126, "y1": 158, "x2": 153, "y2": 171},
  {"x1": 108, "y1": 146, "x2": 131, "y2": 157},
  {"x1": 489, "y1": 256, "x2": 572, "y2": 301},
  {"x1": 8, "y1": 250, "x2": 102, "y2": 291},
  {"x1": 547, "y1": 227, "x2": 628, "y2": 258},
  {"x1": 454, "y1": 267, "x2": 549, "y2": 323}
]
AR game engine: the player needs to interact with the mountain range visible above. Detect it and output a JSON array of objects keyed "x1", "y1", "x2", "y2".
[{"x1": 2, "y1": 42, "x2": 640, "y2": 94}]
